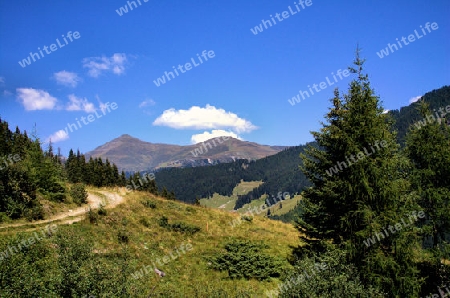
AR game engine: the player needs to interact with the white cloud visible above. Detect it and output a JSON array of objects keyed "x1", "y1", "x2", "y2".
[
  {"x1": 139, "y1": 99, "x2": 156, "y2": 108},
  {"x1": 16, "y1": 88, "x2": 58, "y2": 111},
  {"x1": 53, "y1": 71, "x2": 81, "y2": 87},
  {"x1": 153, "y1": 104, "x2": 257, "y2": 133},
  {"x1": 409, "y1": 95, "x2": 422, "y2": 104},
  {"x1": 191, "y1": 130, "x2": 241, "y2": 144},
  {"x1": 46, "y1": 130, "x2": 69, "y2": 143},
  {"x1": 66, "y1": 94, "x2": 96, "y2": 113},
  {"x1": 382, "y1": 109, "x2": 390, "y2": 114},
  {"x1": 83, "y1": 53, "x2": 128, "y2": 77},
  {"x1": 0, "y1": 77, "x2": 4, "y2": 84}
]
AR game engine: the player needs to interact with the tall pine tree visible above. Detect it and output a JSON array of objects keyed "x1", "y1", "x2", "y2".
[{"x1": 297, "y1": 52, "x2": 422, "y2": 296}]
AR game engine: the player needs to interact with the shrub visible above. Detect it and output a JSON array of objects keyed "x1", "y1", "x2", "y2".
[
  {"x1": 118, "y1": 230, "x2": 129, "y2": 244},
  {"x1": 158, "y1": 216, "x2": 201, "y2": 235},
  {"x1": 70, "y1": 183, "x2": 88, "y2": 206},
  {"x1": 25, "y1": 204, "x2": 45, "y2": 221},
  {"x1": 141, "y1": 199, "x2": 156, "y2": 209},
  {"x1": 208, "y1": 239, "x2": 286, "y2": 280},
  {"x1": 49, "y1": 192, "x2": 66, "y2": 202},
  {"x1": 241, "y1": 215, "x2": 253, "y2": 222},
  {"x1": 276, "y1": 246, "x2": 385, "y2": 298},
  {"x1": 87, "y1": 206, "x2": 98, "y2": 224}
]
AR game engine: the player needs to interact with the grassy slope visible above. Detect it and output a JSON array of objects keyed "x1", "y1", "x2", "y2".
[
  {"x1": 199, "y1": 180, "x2": 263, "y2": 211},
  {"x1": 0, "y1": 187, "x2": 301, "y2": 297},
  {"x1": 200, "y1": 181, "x2": 302, "y2": 217}
]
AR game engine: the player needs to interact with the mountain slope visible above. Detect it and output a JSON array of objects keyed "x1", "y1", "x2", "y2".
[
  {"x1": 388, "y1": 85, "x2": 450, "y2": 145},
  {"x1": 86, "y1": 134, "x2": 287, "y2": 171},
  {"x1": 0, "y1": 187, "x2": 300, "y2": 297},
  {"x1": 155, "y1": 144, "x2": 312, "y2": 206}
]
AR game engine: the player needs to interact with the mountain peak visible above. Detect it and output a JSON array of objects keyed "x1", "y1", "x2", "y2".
[
  {"x1": 118, "y1": 134, "x2": 136, "y2": 139},
  {"x1": 86, "y1": 135, "x2": 287, "y2": 171}
]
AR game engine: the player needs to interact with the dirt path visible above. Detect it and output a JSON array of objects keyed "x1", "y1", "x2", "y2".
[{"x1": 0, "y1": 191, "x2": 125, "y2": 230}]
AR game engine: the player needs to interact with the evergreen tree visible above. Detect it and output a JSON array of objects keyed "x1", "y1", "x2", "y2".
[
  {"x1": 120, "y1": 171, "x2": 127, "y2": 187},
  {"x1": 161, "y1": 186, "x2": 169, "y2": 199},
  {"x1": 405, "y1": 101, "x2": 450, "y2": 287},
  {"x1": 65, "y1": 149, "x2": 78, "y2": 183},
  {"x1": 297, "y1": 52, "x2": 422, "y2": 296}
]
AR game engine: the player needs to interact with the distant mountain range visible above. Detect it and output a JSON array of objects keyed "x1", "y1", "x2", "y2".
[
  {"x1": 153, "y1": 85, "x2": 450, "y2": 209},
  {"x1": 86, "y1": 85, "x2": 450, "y2": 175},
  {"x1": 85, "y1": 134, "x2": 287, "y2": 172}
]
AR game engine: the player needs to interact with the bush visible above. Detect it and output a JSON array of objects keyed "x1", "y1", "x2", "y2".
[
  {"x1": 25, "y1": 204, "x2": 45, "y2": 221},
  {"x1": 70, "y1": 183, "x2": 88, "y2": 206},
  {"x1": 49, "y1": 192, "x2": 66, "y2": 202},
  {"x1": 158, "y1": 216, "x2": 201, "y2": 235},
  {"x1": 117, "y1": 230, "x2": 129, "y2": 244},
  {"x1": 275, "y1": 246, "x2": 385, "y2": 298},
  {"x1": 208, "y1": 239, "x2": 286, "y2": 280},
  {"x1": 141, "y1": 199, "x2": 156, "y2": 209},
  {"x1": 241, "y1": 215, "x2": 253, "y2": 222},
  {"x1": 87, "y1": 206, "x2": 98, "y2": 224}
]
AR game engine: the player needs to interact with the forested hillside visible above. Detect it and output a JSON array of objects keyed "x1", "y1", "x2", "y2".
[
  {"x1": 389, "y1": 85, "x2": 450, "y2": 145},
  {"x1": 0, "y1": 119, "x2": 161, "y2": 221},
  {"x1": 154, "y1": 144, "x2": 311, "y2": 207}
]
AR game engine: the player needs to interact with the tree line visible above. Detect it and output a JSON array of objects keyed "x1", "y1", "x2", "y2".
[{"x1": 0, "y1": 120, "x2": 169, "y2": 221}]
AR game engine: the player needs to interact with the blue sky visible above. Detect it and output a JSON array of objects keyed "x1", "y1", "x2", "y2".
[{"x1": 0, "y1": 0, "x2": 449, "y2": 156}]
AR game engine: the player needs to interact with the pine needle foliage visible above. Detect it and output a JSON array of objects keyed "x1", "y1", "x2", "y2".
[{"x1": 297, "y1": 51, "x2": 423, "y2": 296}]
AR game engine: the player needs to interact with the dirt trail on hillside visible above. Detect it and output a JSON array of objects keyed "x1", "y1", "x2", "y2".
[{"x1": 0, "y1": 191, "x2": 125, "y2": 230}]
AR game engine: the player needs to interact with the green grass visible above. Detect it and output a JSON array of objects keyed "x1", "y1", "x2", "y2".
[
  {"x1": 199, "y1": 180, "x2": 263, "y2": 211},
  {"x1": 266, "y1": 194, "x2": 302, "y2": 217},
  {"x1": 199, "y1": 180, "x2": 302, "y2": 219},
  {"x1": 236, "y1": 194, "x2": 302, "y2": 217},
  {"x1": 0, "y1": 186, "x2": 302, "y2": 297}
]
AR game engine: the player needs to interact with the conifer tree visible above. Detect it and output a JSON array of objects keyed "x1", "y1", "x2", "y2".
[
  {"x1": 297, "y1": 52, "x2": 422, "y2": 296},
  {"x1": 405, "y1": 101, "x2": 450, "y2": 286},
  {"x1": 161, "y1": 186, "x2": 169, "y2": 199},
  {"x1": 120, "y1": 171, "x2": 127, "y2": 187}
]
